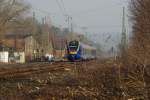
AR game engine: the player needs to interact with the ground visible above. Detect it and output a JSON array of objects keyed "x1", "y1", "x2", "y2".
[{"x1": 0, "y1": 60, "x2": 149, "y2": 100}]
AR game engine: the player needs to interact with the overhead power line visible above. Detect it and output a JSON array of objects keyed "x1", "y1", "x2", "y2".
[
  {"x1": 54, "y1": 0, "x2": 74, "y2": 32},
  {"x1": 55, "y1": 0, "x2": 66, "y2": 15},
  {"x1": 60, "y1": 0, "x2": 67, "y2": 14},
  {"x1": 32, "y1": 8, "x2": 58, "y2": 15}
]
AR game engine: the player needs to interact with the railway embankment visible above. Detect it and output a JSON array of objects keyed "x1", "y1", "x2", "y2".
[{"x1": 0, "y1": 60, "x2": 149, "y2": 100}]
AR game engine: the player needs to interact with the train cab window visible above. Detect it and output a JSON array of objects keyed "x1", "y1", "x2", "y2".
[{"x1": 69, "y1": 41, "x2": 79, "y2": 50}]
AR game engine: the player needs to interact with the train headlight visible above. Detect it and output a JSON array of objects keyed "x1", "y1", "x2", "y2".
[{"x1": 69, "y1": 52, "x2": 77, "y2": 55}]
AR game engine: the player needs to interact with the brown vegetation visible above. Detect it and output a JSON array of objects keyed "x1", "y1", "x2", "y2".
[
  {"x1": 0, "y1": 0, "x2": 30, "y2": 34},
  {"x1": 120, "y1": 0, "x2": 150, "y2": 99},
  {"x1": 0, "y1": 60, "x2": 126, "y2": 100},
  {"x1": 1, "y1": 0, "x2": 150, "y2": 99},
  {"x1": 129, "y1": 0, "x2": 150, "y2": 64}
]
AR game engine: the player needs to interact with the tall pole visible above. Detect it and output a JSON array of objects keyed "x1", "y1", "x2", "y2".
[
  {"x1": 32, "y1": 12, "x2": 36, "y2": 60},
  {"x1": 33, "y1": 12, "x2": 36, "y2": 36},
  {"x1": 65, "y1": 15, "x2": 70, "y2": 32},
  {"x1": 66, "y1": 15, "x2": 73, "y2": 40},
  {"x1": 121, "y1": 7, "x2": 127, "y2": 59},
  {"x1": 70, "y1": 17, "x2": 73, "y2": 33}
]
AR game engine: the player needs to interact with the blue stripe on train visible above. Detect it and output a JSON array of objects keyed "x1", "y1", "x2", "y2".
[{"x1": 68, "y1": 53, "x2": 81, "y2": 61}]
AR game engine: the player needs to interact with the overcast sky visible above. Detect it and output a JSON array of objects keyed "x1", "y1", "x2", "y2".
[
  {"x1": 26, "y1": 0, "x2": 130, "y2": 53},
  {"x1": 27, "y1": 0, "x2": 129, "y2": 33}
]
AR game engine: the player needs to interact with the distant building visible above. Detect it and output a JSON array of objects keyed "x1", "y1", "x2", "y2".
[
  {"x1": 0, "y1": 39, "x2": 24, "y2": 51},
  {"x1": 25, "y1": 35, "x2": 53, "y2": 62},
  {"x1": 25, "y1": 35, "x2": 41, "y2": 61},
  {"x1": 0, "y1": 34, "x2": 26, "y2": 63},
  {"x1": 52, "y1": 36, "x2": 67, "y2": 58}
]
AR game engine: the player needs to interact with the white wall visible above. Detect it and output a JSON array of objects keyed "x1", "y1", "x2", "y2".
[
  {"x1": 0, "y1": 52, "x2": 9, "y2": 63},
  {"x1": 14, "y1": 52, "x2": 25, "y2": 63}
]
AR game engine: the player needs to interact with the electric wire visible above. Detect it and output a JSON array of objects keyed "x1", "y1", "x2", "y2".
[
  {"x1": 32, "y1": 8, "x2": 58, "y2": 16},
  {"x1": 55, "y1": 0, "x2": 66, "y2": 16},
  {"x1": 60, "y1": 0, "x2": 67, "y2": 14},
  {"x1": 30, "y1": 1, "x2": 126, "y2": 33}
]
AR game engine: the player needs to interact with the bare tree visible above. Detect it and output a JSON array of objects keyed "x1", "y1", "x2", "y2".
[
  {"x1": 0, "y1": 0, "x2": 30, "y2": 34},
  {"x1": 125, "y1": 0, "x2": 150, "y2": 99}
]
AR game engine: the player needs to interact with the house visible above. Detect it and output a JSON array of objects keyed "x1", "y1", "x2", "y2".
[
  {"x1": 0, "y1": 34, "x2": 25, "y2": 63},
  {"x1": 25, "y1": 35, "x2": 53, "y2": 62},
  {"x1": 25, "y1": 35, "x2": 42, "y2": 61},
  {"x1": 52, "y1": 36, "x2": 67, "y2": 59}
]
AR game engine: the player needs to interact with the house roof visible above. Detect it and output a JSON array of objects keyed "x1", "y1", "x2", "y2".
[
  {"x1": 0, "y1": 34, "x2": 31, "y2": 39},
  {"x1": 0, "y1": 45, "x2": 15, "y2": 51},
  {"x1": 0, "y1": 38, "x2": 25, "y2": 51}
]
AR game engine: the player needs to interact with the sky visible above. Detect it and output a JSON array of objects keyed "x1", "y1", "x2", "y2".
[
  {"x1": 27, "y1": 0, "x2": 129, "y2": 34},
  {"x1": 26, "y1": 0, "x2": 130, "y2": 53}
]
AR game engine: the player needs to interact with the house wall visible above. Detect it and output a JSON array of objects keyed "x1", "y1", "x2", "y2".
[
  {"x1": 14, "y1": 52, "x2": 25, "y2": 63},
  {"x1": 0, "y1": 52, "x2": 9, "y2": 63},
  {"x1": 1, "y1": 39, "x2": 24, "y2": 51},
  {"x1": 24, "y1": 36, "x2": 53, "y2": 62},
  {"x1": 25, "y1": 36, "x2": 40, "y2": 61},
  {"x1": 53, "y1": 50, "x2": 66, "y2": 58}
]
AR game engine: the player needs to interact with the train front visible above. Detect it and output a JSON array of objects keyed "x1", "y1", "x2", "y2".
[{"x1": 67, "y1": 40, "x2": 81, "y2": 61}]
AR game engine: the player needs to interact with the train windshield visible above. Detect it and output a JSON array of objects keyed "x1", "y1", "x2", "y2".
[{"x1": 69, "y1": 41, "x2": 79, "y2": 51}]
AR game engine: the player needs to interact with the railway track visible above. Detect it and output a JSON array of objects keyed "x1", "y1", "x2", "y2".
[{"x1": 0, "y1": 62, "x2": 77, "y2": 79}]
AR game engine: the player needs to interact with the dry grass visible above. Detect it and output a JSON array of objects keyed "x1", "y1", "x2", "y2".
[{"x1": 0, "y1": 60, "x2": 149, "y2": 100}]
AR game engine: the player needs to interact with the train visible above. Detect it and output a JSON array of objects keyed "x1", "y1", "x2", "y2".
[{"x1": 65, "y1": 40, "x2": 96, "y2": 61}]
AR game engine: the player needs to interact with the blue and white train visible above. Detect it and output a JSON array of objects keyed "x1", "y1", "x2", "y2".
[{"x1": 65, "y1": 40, "x2": 96, "y2": 61}]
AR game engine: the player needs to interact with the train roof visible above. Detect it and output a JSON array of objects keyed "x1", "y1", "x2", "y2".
[{"x1": 80, "y1": 42, "x2": 96, "y2": 50}]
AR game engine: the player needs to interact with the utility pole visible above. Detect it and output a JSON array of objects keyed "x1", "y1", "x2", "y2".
[
  {"x1": 121, "y1": 7, "x2": 127, "y2": 60},
  {"x1": 119, "y1": 7, "x2": 128, "y2": 100},
  {"x1": 47, "y1": 16, "x2": 53, "y2": 55},
  {"x1": 32, "y1": 12, "x2": 36, "y2": 36},
  {"x1": 81, "y1": 26, "x2": 88, "y2": 40},
  {"x1": 66, "y1": 15, "x2": 73, "y2": 33},
  {"x1": 70, "y1": 17, "x2": 73, "y2": 33},
  {"x1": 32, "y1": 12, "x2": 36, "y2": 60},
  {"x1": 66, "y1": 15, "x2": 70, "y2": 32}
]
